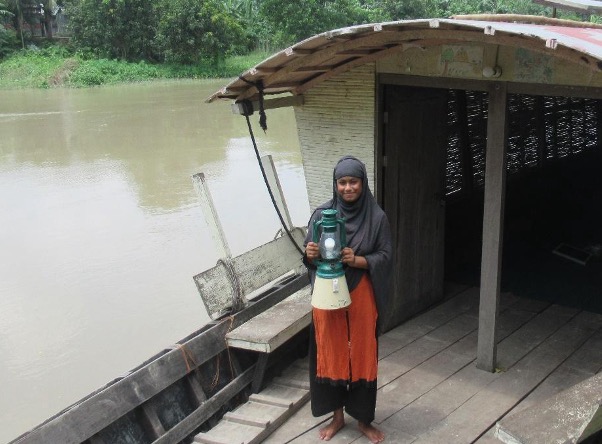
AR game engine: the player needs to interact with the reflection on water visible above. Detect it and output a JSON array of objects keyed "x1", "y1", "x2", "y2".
[{"x1": 0, "y1": 80, "x2": 309, "y2": 442}]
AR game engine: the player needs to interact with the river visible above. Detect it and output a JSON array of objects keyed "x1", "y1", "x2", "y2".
[{"x1": 0, "y1": 80, "x2": 309, "y2": 443}]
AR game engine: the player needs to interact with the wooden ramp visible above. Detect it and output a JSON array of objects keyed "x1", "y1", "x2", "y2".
[
  {"x1": 262, "y1": 284, "x2": 602, "y2": 444},
  {"x1": 193, "y1": 359, "x2": 310, "y2": 444}
]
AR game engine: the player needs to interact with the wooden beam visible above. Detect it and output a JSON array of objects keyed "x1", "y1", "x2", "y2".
[
  {"x1": 379, "y1": 73, "x2": 602, "y2": 101},
  {"x1": 151, "y1": 366, "x2": 256, "y2": 444},
  {"x1": 477, "y1": 81, "x2": 508, "y2": 372},
  {"x1": 230, "y1": 95, "x2": 304, "y2": 115},
  {"x1": 294, "y1": 66, "x2": 335, "y2": 72},
  {"x1": 237, "y1": 27, "x2": 601, "y2": 101}
]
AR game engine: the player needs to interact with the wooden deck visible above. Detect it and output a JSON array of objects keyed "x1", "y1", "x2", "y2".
[{"x1": 262, "y1": 284, "x2": 602, "y2": 444}]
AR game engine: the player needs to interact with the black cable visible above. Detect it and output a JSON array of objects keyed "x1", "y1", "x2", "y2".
[
  {"x1": 242, "y1": 111, "x2": 305, "y2": 257},
  {"x1": 244, "y1": 113, "x2": 305, "y2": 256}
]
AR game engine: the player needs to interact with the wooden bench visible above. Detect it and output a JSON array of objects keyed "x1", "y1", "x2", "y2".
[
  {"x1": 193, "y1": 227, "x2": 312, "y2": 393},
  {"x1": 226, "y1": 285, "x2": 312, "y2": 392},
  {"x1": 495, "y1": 372, "x2": 602, "y2": 443}
]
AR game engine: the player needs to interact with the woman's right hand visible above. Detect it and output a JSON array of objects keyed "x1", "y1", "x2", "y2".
[{"x1": 305, "y1": 242, "x2": 319, "y2": 262}]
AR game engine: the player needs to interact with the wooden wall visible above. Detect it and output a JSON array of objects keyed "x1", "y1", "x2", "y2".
[
  {"x1": 293, "y1": 64, "x2": 377, "y2": 211},
  {"x1": 377, "y1": 43, "x2": 602, "y2": 88}
]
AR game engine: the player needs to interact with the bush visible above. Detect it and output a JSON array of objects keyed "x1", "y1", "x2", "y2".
[{"x1": 0, "y1": 25, "x2": 18, "y2": 59}]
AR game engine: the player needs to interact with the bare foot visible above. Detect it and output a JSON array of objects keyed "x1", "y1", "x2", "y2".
[
  {"x1": 358, "y1": 421, "x2": 385, "y2": 443},
  {"x1": 319, "y1": 409, "x2": 345, "y2": 441}
]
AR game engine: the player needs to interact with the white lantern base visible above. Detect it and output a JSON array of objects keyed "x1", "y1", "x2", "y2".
[{"x1": 311, "y1": 275, "x2": 351, "y2": 310}]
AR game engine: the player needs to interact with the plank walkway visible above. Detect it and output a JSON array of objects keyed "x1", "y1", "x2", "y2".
[{"x1": 261, "y1": 283, "x2": 602, "y2": 444}]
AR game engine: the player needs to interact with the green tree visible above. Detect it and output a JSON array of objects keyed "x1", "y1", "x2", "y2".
[
  {"x1": 154, "y1": 0, "x2": 245, "y2": 65},
  {"x1": 0, "y1": 0, "x2": 18, "y2": 57},
  {"x1": 66, "y1": 0, "x2": 157, "y2": 60},
  {"x1": 259, "y1": 0, "x2": 373, "y2": 48},
  {"x1": 378, "y1": 0, "x2": 442, "y2": 20}
]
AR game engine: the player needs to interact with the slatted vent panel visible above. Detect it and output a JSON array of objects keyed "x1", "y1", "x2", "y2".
[{"x1": 444, "y1": 91, "x2": 601, "y2": 197}]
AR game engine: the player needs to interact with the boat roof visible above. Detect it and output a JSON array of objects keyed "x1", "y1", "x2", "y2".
[
  {"x1": 534, "y1": 0, "x2": 602, "y2": 14},
  {"x1": 206, "y1": 15, "x2": 602, "y2": 103}
]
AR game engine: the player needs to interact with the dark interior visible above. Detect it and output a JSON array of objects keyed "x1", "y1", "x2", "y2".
[{"x1": 443, "y1": 90, "x2": 602, "y2": 313}]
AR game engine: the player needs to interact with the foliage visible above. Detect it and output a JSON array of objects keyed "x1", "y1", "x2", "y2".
[
  {"x1": 0, "y1": 46, "x2": 67, "y2": 86},
  {"x1": 0, "y1": 25, "x2": 18, "y2": 58},
  {"x1": 0, "y1": 47, "x2": 270, "y2": 88},
  {"x1": 1, "y1": 0, "x2": 599, "y2": 87},
  {"x1": 65, "y1": 0, "x2": 158, "y2": 61},
  {"x1": 1, "y1": 0, "x2": 17, "y2": 58},
  {"x1": 440, "y1": 0, "x2": 548, "y2": 16},
  {"x1": 154, "y1": 0, "x2": 245, "y2": 65},
  {"x1": 259, "y1": 0, "x2": 374, "y2": 48}
]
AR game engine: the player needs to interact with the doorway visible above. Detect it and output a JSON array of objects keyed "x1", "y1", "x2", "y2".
[{"x1": 380, "y1": 85, "x2": 448, "y2": 330}]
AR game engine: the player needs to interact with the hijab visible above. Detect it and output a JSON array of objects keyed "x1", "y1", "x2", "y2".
[{"x1": 304, "y1": 156, "x2": 393, "y2": 332}]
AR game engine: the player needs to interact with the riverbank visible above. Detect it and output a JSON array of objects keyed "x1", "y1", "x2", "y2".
[{"x1": 0, "y1": 48, "x2": 269, "y2": 89}]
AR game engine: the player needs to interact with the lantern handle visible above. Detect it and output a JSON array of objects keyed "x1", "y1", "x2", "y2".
[
  {"x1": 338, "y1": 217, "x2": 346, "y2": 249},
  {"x1": 312, "y1": 218, "x2": 323, "y2": 244}
]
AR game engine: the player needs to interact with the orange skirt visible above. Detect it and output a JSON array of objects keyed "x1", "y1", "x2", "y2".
[{"x1": 312, "y1": 274, "x2": 378, "y2": 385}]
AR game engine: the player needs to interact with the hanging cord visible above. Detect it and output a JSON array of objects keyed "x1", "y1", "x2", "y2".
[
  {"x1": 238, "y1": 77, "x2": 267, "y2": 132},
  {"x1": 236, "y1": 77, "x2": 304, "y2": 257}
]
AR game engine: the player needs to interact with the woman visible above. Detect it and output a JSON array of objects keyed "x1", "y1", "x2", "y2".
[{"x1": 304, "y1": 156, "x2": 393, "y2": 443}]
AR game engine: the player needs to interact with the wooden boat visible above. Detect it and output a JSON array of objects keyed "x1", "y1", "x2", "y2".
[{"x1": 13, "y1": 8, "x2": 602, "y2": 443}]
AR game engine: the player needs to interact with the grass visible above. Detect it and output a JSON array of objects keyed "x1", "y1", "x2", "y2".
[{"x1": 0, "y1": 48, "x2": 272, "y2": 89}]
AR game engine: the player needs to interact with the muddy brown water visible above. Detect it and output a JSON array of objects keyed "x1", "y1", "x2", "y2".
[{"x1": 0, "y1": 80, "x2": 308, "y2": 442}]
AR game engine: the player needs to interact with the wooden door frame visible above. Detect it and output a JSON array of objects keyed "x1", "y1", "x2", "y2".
[{"x1": 376, "y1": 74, "x2": 509, "y2": 372}]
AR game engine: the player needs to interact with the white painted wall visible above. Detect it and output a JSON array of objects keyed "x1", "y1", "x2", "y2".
[{"x1": 293, "y1": 64, "x2": 376, "y2": 212}]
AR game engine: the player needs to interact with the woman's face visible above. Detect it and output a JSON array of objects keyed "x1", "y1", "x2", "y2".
[{"x1": 336, "y1": 176, "x2": 363, "y2": 203}]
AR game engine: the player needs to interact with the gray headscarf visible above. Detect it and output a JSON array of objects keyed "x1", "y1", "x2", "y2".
[{"x1": 304, "y1": 156, "x2": 393, "y2": 333}]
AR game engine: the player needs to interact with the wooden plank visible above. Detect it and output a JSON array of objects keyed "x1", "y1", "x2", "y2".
[
  {"x1": 15, "y1": 274, "x2": 308, "y2": 444},
  {"x1": 192, "y1": 172, "x2": 240, "y2": 317},
  {"x1": 223, "y1": 412, "x2": 270, "y2": 428},
  {"x1": 380, "y1": 72, "x2": 602, "y2": 101},
  {"x1": 380, "y1": 304, "x2": 579, "y2": 436},
  {"x1": 410, "y1": 310, "x2": 599, "y2": 444},
  {"x1": 502, "y1": 318, "x2": 602, "y2": 415},
  {"x1": 249, "y1": 393, "x2": 294, "y2": 409},
  {"x1": 194, "y1": 228, "x2": 306, "y2": 319},
  {"x1": 377, "y1": 306, "x2": 536, "y2": 424},
  {"x1": 260, "y1": 155, "x2": 294, "y2": 230},
  {"x1": 231, "y1": 402, "x2": 289, "y2": 424},
  {"x1": 230, "y1": 95, "x2": 304, "y2": 115},
  {"x1": 477, "y1": 81, "x2": 508, "y2": 372},
  {"x1": 226, "y1": 286, "x2": 311, "y2": 352},
  {"x1": 140, "y1": 404, "x2": 166, "y2": 439},
  {"x1": 377, "y1": 312, "x2": 479, "y2": 393},
  {"x1": 231, "y1": 228, "x2": 305, "y2": 296},
  {"x1": 495, "y1": 372, "x2": 602, "y2": 444},
  {"x1": 272, "y1": 377, "x2": 311, "y2": 391},
  {"x1": 383, "y1": 85, "x2": 447, "y2": 330},
  {"x1": 381, "y1": 287, "x2": 480, "y2": 357},
  {"x1": 260, "y1": 403, "x2": 320, "y2": 444},
  {"x1": 153, "y1": 366, "x2": 255, "y2": 444}
]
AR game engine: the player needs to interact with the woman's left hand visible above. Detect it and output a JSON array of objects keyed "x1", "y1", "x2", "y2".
[
  {"x1": 341, "y1": 247, "x2": 368, "y2": 269},
  {"x1": 341, "y1": 247, "x2": 356, "y2": 266}
]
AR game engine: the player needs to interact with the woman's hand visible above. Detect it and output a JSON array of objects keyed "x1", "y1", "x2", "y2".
[
  {"x1": 305, "y1": 242, "x2": 320, "y2": 262},
  {"x1": 341, "y1": 247, "x2": 368, "y2": 269},
  {"x1": 341, "y1": 247, "x2": 356, "y2": 266}
]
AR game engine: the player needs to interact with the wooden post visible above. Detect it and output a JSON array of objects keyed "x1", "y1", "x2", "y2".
[
  {"x1": 477, "y1": 82, "x2": 508, "y2": 372},
  {"x1": 192, "y1": 172, "x2": 233, "y2": 259},
  {"x1": 260, "y1": 155, "x2": 294, "y2": 231},
  {"x1": 192, "y1": 173, "x2": 244, "y2": 312}
]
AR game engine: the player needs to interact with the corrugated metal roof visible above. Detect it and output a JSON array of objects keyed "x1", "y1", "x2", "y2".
[
  {"x1": 207, "y1": 16, "x2": 602, "y2": 103},
  {"x1": 534, "y1": 0, "x2": 602, "y2": 14}
]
